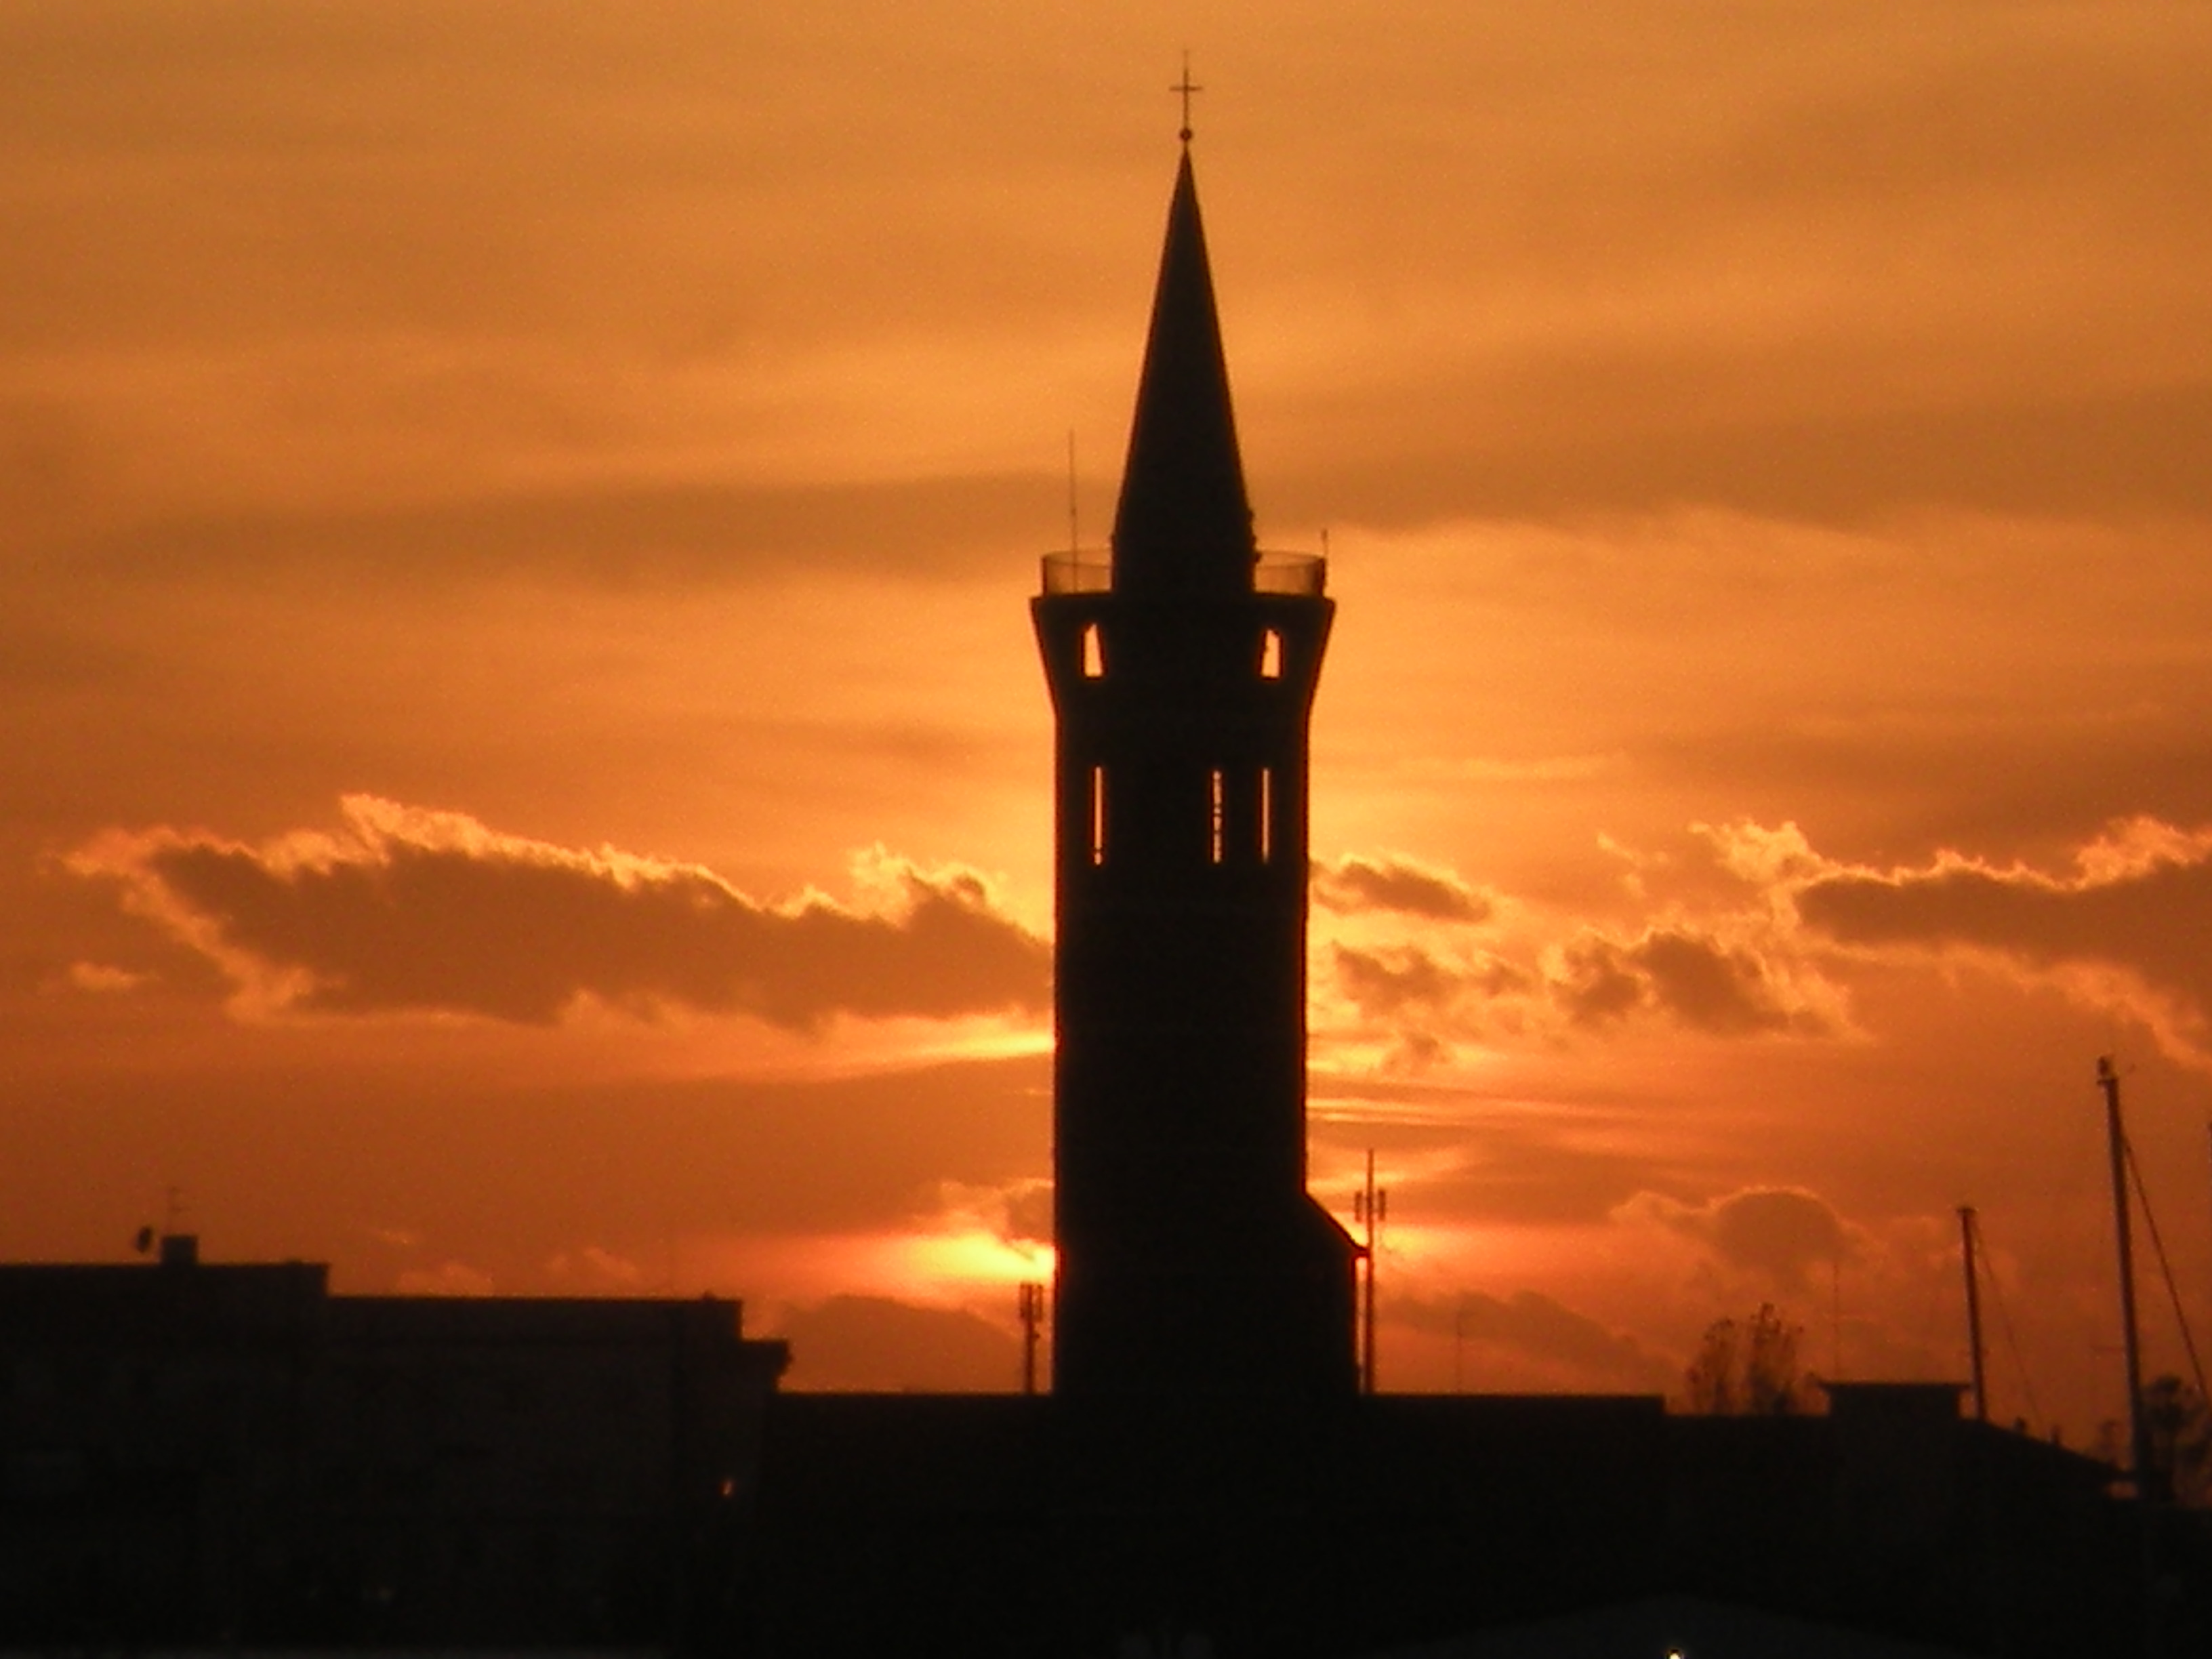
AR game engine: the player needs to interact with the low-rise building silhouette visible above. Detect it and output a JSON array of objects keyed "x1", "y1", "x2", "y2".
[{"x1": 0, "y1": 1233, "x2": 787, "y2": 1645}]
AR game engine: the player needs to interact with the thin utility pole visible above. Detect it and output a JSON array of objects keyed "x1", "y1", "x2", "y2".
[
  {"x1": 1959, "y1": 1206, "x2": 1988, "y2": 1425},
  {"x1": 1017, "y1": 1282, "x2": 1045, "y2": 1397},
  {"x1": 1355, "y1": 1151, "x2": 1387, "y2": 1395}
]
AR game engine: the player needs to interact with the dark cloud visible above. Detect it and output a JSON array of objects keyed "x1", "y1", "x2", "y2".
[
  {"x1": 1557, "y1": 928, "x2": 1808, "y2": 1036},
  {"x1": 1332, "y1": 943, "x2": 1458, "y2": 1019},
  {"x1": 1633, "y1": 1187, "x2": 1849, "y2": 1292},
  {"x1": 1555, "y1": 940, "x2": 1644, "y2": 1027},
  {"x1": 769, "y1": 1294, "x2": 1021, "y2": 1393},
  {"x1": 1701, "y1": 27, "x2": 2203, "y2": 209},
  {"x1": 1272, "y1": 352, "x2": 2212, "y2": 539},
  {"x1": 68, "y1": 795, "x2": 1048, "y2": 1028},
  {"x1": 1321, "y1": 1109, "x2": 1659, "y2": 1229},
  {"x1": 1396, "y1": 1289, "x2": 1675, "y2": 1395},
  {"x1": 1332, "y1": 943, "x2": 1530, "y2": 1019},
  {"x1": 1000, "y1": 1181, "x2": 1053, "y2": 1252},
  {"x1": 0, "y1": 609, "x2": 137, "y2": 695},
  {"x1": 1257, "y1": 8, "x2": 2212, "y2": 531},
  {"x1": 61, "y1": 473, "x2": 1052, "y2": 589},
  {"x1": 7, "y1": 3, "x2": 2210, "y2": 558},
  {"x1": 1797, "y1": 820, "x2": 2212, "y2": 1023},
  {"x1": 1322, "y1": 911, "x2": 1817, "y2": 1048},
  {"x1": 1313, "y1": 854, "x2": 1493, "y2": 922},
  {"x1": 1708, "y1": 1190, "x2": 1847, "y2": 1287},
  {"x1": 1653, "y1": 716, "x2": 2212, "y2": 876}
]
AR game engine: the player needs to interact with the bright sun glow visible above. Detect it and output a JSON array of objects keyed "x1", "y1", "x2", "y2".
[{"x1": 895, "y1": 1229, "x2": 1056, "y2": 1294}]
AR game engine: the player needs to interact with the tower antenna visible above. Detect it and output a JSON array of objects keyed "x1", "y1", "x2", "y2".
[
  {"x1": 1170, "y1": 52, "x2": 1202, "y2": 144},
  {"x1": 1067, "y1": 429, "x2": 1080, "y2": 556}
]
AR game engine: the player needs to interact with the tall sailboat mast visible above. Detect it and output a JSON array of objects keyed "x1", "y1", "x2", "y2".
[
  {"x1": 2097, "y1": 1057, "x2": 2157, "y2": 1500},
  {"x1": 1958, "y1": 1205, "x2": 1988, "y2": 1425}
]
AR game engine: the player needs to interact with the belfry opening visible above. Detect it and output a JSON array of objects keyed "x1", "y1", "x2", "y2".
[{"x1": 1033, "y1": 139, "x2": 1359, "y2": 1404}]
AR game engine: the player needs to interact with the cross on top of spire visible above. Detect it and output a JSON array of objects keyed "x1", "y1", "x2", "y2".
[
  {"x1": 1109, "y1": 112, "x2": 1255, "y2": 595},
  {"x1": 1171, "y1": 52, "x2": 1202, "y2": 144}
]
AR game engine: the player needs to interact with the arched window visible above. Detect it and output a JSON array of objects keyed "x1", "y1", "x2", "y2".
[{"x1": 1259, "y1": 628, "x2": 1283, "y2": 679}]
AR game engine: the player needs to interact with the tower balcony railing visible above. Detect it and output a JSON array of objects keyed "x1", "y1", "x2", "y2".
[
  {"x1": 1039, "y1": 550, "x2": 1115, "y2": 594},
  {"x1": 1038, "y1": 549, "x2": 1328, "y2": 597},
  {"x1": 1252, "y1": 552, "x2": 1328, "y2": 596}
]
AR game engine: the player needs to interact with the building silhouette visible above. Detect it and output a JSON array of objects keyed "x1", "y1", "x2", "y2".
[
  {"x1": 1033, "y1": 140, "x2": 1357, "y2": 1404},
  {"x1": 0, "y1": 1235, "x2": 787, "y2": 1645},
  {"x1": 5, "y1": 131, "x2": 2208, "y2": 1659}
]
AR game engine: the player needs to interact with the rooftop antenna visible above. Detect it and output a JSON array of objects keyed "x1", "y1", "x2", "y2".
[
  {"x1": 1354, "y1": 1149, "x2": 1387, "y2": 1394},
  {"x1": 1171, "y1": 51, "x2": 1202, "y2": 145},
  {"x1": 1017, "y1": 1282, "x2": 1046, "y2": 1396}
]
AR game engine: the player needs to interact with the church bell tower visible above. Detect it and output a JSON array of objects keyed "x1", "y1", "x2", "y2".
[{"x1": 1033, "y1": 137, "x2": 1359, "y2": 1403}]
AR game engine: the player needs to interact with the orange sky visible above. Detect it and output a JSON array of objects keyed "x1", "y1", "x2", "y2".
[{"x1": 7, "y1": 3, "x2": 2212, "y2": 1430}]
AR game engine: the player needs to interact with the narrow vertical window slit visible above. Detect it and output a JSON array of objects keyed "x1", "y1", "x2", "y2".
[
  {"x1": 1081, "y1": 622, "x2": 1105, "y2": 678},
  {"x1": 1258, "y1": 767, "x2": 1273, "y2": 863},
  {"x1": 1089, "y1": 764, "x2": 1107, "y2": 866},
  {"x1": 1208, "y1": 769, "x2": 1225, "y2": 864}
]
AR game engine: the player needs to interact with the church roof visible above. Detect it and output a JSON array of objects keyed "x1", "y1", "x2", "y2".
[{"x1": 1109, "y1": 146, "x2": 1257, "y2": 596}]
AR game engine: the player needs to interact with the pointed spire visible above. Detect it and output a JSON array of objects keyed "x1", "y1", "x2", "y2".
[{"x1": 1110, "y1": 148, "x2": 1256, "y2": 596}]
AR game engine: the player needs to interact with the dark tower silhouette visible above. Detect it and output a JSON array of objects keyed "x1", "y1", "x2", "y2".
[{"x1": 1033, "y1": 141, "x2": 1359, "y2": 1403}]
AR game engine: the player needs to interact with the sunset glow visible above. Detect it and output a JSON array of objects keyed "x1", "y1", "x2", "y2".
[{"x1": 6, "y1": 3, "x2": 2212, "y2": 1439}]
